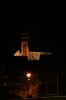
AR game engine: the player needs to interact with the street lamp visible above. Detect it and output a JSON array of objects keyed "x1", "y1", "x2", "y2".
[
  {"x1": 26, "y1": 73, "x2": 31, "y2": 79},
  {"x1": 26, "y1": 72, "x2": 32, "y2": 97}
]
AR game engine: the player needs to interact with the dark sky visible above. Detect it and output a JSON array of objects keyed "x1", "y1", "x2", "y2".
[{"x1": 0, "y1": 7, "x2": 65, "y2": 56}]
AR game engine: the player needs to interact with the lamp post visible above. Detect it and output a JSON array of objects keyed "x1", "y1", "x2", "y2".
[
  {"x1": 46, "y1": 80, "x2": 47, "y2": 96},
  {"x1": 26, "y1": 72, "x2": 31, "y2": 97},
  {"x1": 57, "y1": 63, "x2": 58, "y2": 96}
]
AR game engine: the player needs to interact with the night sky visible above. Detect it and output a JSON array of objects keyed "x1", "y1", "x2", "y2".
[
  {"x1": 0, "y1": 7, "x2": 65, "y2": 57},
  {"x1": 0, "y1": 6, "x2": 66, "y2": 97}
]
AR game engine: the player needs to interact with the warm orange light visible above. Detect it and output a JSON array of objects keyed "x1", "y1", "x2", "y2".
[{"x1": 26, "y1": 73, "x2": 31, "y2": 78}]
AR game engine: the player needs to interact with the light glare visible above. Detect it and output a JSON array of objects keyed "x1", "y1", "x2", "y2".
[{"x1": 26, "y1": 73, "x2": 31, "y2": 78}]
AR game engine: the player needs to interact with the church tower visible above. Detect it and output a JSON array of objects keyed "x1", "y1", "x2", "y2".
[
  {"x1": 14, "y1": 32, "x2": 52, "y2": 60},
  {"x1": 20, "y1": 33, "x2": 29, "y2": 59}
]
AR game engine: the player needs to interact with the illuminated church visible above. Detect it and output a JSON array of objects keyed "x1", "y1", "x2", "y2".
[{"x1": 14, "y1": 33, "x2": 52, "y2": 60}]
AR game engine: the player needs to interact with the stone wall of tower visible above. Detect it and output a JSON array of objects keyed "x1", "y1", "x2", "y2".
[{"x1": 21, "y1": 41, "x2": 29, "y2": 58}]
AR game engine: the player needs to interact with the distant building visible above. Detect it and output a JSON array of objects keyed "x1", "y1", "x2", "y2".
[{"x1": 14, "y1": 33, "x2": 52, "y2": 60}]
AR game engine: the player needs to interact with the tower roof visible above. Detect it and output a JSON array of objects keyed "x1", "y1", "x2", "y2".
[
  {"x1": 20, "y1": 32, "x2": 29, "y2": 37},
  {"x1": 20, "y1": 32, "x2": 31, "y2": 41}
]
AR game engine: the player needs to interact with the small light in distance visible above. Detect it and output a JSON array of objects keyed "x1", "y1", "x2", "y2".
[{"x1": 26, "y1": 72, "x2": 31, "y2": 78}]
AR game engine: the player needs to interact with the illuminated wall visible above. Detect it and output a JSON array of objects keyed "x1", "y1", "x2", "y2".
[
  {"x1": 14, "y1": 50, "x2": 22, "y2": 56},
  {"x1": 29, "y1": 52, "x2": 41, "y2": 60},
  {"x1": 14, "y1": 51, "x2": 52, "y2": 60}
]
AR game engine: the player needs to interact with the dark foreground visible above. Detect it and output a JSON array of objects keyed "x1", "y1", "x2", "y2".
[{"x1": 8, "y1": 96, "x2": 66, "y2": 100}]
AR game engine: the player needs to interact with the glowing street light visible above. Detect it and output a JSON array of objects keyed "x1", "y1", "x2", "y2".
[
  {"x1": 26, "y1": 72, "x2": 32, "y2": 97},
  {"x1": 26, "y1": 72, "x2": 31, "y2": 79}
]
